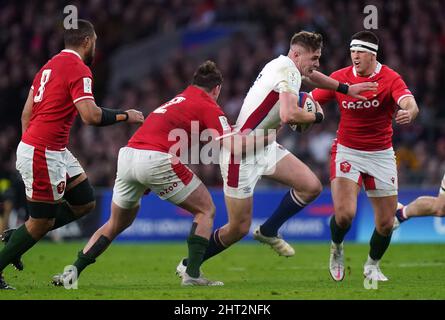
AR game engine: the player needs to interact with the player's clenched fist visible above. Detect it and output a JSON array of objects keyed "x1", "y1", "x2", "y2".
[
  {"x1": 395, "y1": 109, "x2": 413, "y2": 125},
  {"x1": 125, "y1": 109, "x2": 145, "y2": 124}
]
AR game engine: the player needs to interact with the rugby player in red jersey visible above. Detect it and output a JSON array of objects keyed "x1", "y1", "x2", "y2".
[
  {"x1": 311, "y1": 31, "x2": 419, "y2": 282},
  {"x1": 51, "y1": 61, "x2": 255, "y2": 286},
  {"x1": 0, "y1": 20, "x2": 144, "y2": 289}
]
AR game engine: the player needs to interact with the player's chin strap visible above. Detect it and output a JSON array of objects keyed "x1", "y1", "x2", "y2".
[
  {"x1": 350, "y1": 39, "x2": 378, "y2": 55},
  {"x1": 98, "y1": 107, "x2": 129, "y2": 126}
]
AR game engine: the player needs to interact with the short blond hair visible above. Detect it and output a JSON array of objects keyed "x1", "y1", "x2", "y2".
[{"x1": 290, "y1": 31, "x2": 323, "y2": 51}]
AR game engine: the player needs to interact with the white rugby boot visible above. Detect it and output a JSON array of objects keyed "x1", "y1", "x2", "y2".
[
  {"x1": 52, "y1": 269, "x2": 77, "y2": 287},
  {"x1": 253, "y1": 226, "x2": 295, "y2": 257},
  {"x1": 329, "y1": 241, "x2": 345, "y2": 281},
  {"x1": 364, "y1": 258, "x2": 389, "y2": 281},
  {"x1": 181, "y1": 272, "x2": 224, "y2": 286}
]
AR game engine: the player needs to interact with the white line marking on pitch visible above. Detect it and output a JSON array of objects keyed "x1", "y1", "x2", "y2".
[
  {"x1": 227, "y1": 267, "x2": 246, "y2": 271},
  {"x1": 397, "y1": 262, "x2": 445, "y2": 268}
]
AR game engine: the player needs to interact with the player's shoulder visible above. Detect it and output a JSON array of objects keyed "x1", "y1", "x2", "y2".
[
  {"x1": 200, "y1": 93, "x2": 220, "y2": 112},
  {"x1": 273, "y1": 55, "x2": 294, "y2": 66},
  {"x1": 69, "y1": 58, "x2": 92, "y2": 76},
  {"x1": 269, "y1": 55, "x2": 301, "y2": 85},
  {"x1": 197, "y1": 91, "x2": 223, "y2": 114},
  {"x1": 265, "y1": 55, "x2": 297, "y2": 72},
  {"x1": 54, "y1": 51, "x2": 92, "y2": 76},
  {"x1": 379, "y1": 64, "x2": 402, "y2": 79},
  {"x1": 330, "y1": 66, "x2": 353, "y2": 79},
  {"x1": 182, "y1": 85, "x2": 216, "y2": 107}
]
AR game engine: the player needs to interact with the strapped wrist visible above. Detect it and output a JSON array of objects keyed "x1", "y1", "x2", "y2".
[
  {"x1": 99, "y1": 108, "x2": 128, "y2": 126},
  {"x1": 336, "y1": 83, "x2": 349, "y2": 94},
  {"x1": 314, "y1": 112, "x2": 324, "y2": 124}
]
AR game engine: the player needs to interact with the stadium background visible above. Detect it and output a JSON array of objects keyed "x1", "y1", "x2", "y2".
[{"x1": 0, "y1": 0, "x2": 444, "y2": 244}]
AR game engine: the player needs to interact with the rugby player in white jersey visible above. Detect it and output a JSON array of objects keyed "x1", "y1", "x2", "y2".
[{"x1": 176, "y1": 31, "x2": 377, "y2": 278}]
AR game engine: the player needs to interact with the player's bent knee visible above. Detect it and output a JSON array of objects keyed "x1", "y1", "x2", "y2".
[
  {"x1": 64, "y1": 178, "x2": 95, "y2": 206},
  {"x1": 310, "y1": 180, "x2": 323, "y2": 198},
  {"x1": 27, "y1": 200, "x2": 60, "y2": 219},
  {"x1": 26, "y1": 217, "x2": 56, "y2": 239},
  {"x1": 333, "y1": 203, "x2": 355, "y2": 222},
  {"x1": 191, "y1": 200, "x2": 216, "y2": 220},
  {"x1": 27, "y1": 217, "x2": 55, "y2": 229},
  {"x1": 203, "y1": 202, "x2": 216, "y2": 219},
  {"x1": 376, "y1": 221, "x2": 393, "y2": 235},
  {"x1": 296, "y1": 179, "x2": 322, "y2": 202},
  {"x1": 435, "y1": 205, "x2": 445, "y2": 217},
  {"x1": 334, "y1": 214, "x2": 354, "y2": 229},
  {"x1": 26, "y1": 201, "x2": 63, "y2": 237}
]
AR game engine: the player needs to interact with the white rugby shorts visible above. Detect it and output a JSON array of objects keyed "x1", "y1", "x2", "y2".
[
  {"x1": 220, "y1": 141, "x2": 290, "y2": 199},
  {"x1": 16, "y1": 141, "x2": 84, "y2": 201},
  {"x1": 330, "y1": 140, "x2": 398, "y2": 197},
  {"x1": 112, "y1": 147, "x2": 201, "y2": 209}
]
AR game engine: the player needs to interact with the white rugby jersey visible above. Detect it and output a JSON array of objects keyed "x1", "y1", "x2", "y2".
[{"x1": 234, "y1": 55, "x2": 301, "y2": 135}]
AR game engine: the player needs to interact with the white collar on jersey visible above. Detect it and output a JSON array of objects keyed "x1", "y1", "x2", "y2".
[
  {"x1": 61, "y1": 49, "x2": 82, "y2": 60},
  {"x1": 353, "y1": 61, "x2": 382, "y2": 78}
]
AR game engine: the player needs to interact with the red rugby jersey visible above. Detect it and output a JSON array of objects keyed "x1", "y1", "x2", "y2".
[
  {"x1": 128, "y1": 85, "x2": 231, "y2": 154},
  {"x1": 22, "y1": 49, "x2": 94, "y2": 150},
  {"x1": 311, "y1": 63, "x2": 413, "y2": 151}
]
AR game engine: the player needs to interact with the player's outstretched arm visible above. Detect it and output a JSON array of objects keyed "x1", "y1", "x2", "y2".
[
  {"x1": 395, "y1": 96, "x2": 419, "y2": 125},
  {"x1": 21, "y1": 88, "x2": 34, "y2": 134},
  {"x1": 305, "y1": 71, "x2": 377, "y2": 100},
  {"x1": 75, "y1": 99, "x2": 144, "y2": 126}
]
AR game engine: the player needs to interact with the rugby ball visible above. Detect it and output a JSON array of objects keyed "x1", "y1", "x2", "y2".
[{"x1": 289, "y1": 92, "x2": 317, "y2": 133}]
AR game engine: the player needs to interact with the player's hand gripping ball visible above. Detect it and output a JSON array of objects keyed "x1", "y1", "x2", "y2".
[{"x1": 289, "y1": 92, "x2": 316, "y2": 133}]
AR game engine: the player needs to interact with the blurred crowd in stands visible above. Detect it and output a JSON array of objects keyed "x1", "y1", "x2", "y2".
[{"x1": 1, "y1": 0, "x2": 444, "y2": 221}]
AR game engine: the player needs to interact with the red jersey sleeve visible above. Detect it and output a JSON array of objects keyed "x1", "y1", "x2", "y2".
[
  {"x1": 310, "y1": 72, "x2": 339, "y2": 105},
  {"x1": 67, "y1": 64, "x2": 95, "y2": 104},
  {"x1": 390, "y1": 76, "x2": 413, "y2": 106},
  {"x1": 202, "y1": 105, "x2": 232, "y2": 139},
  {"x1": 310, "y1": 88, "x2": 336, "y2": 105}
]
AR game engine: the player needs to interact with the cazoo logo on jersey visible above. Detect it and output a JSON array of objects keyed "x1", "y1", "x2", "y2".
[{"x1": 342, "y1": 99, "x2": 380, "y2": 110}]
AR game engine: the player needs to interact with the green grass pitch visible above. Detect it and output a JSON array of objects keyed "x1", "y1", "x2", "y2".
[{"x1": 0, "y1": 241, "x2": 444, "y2": 300}]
